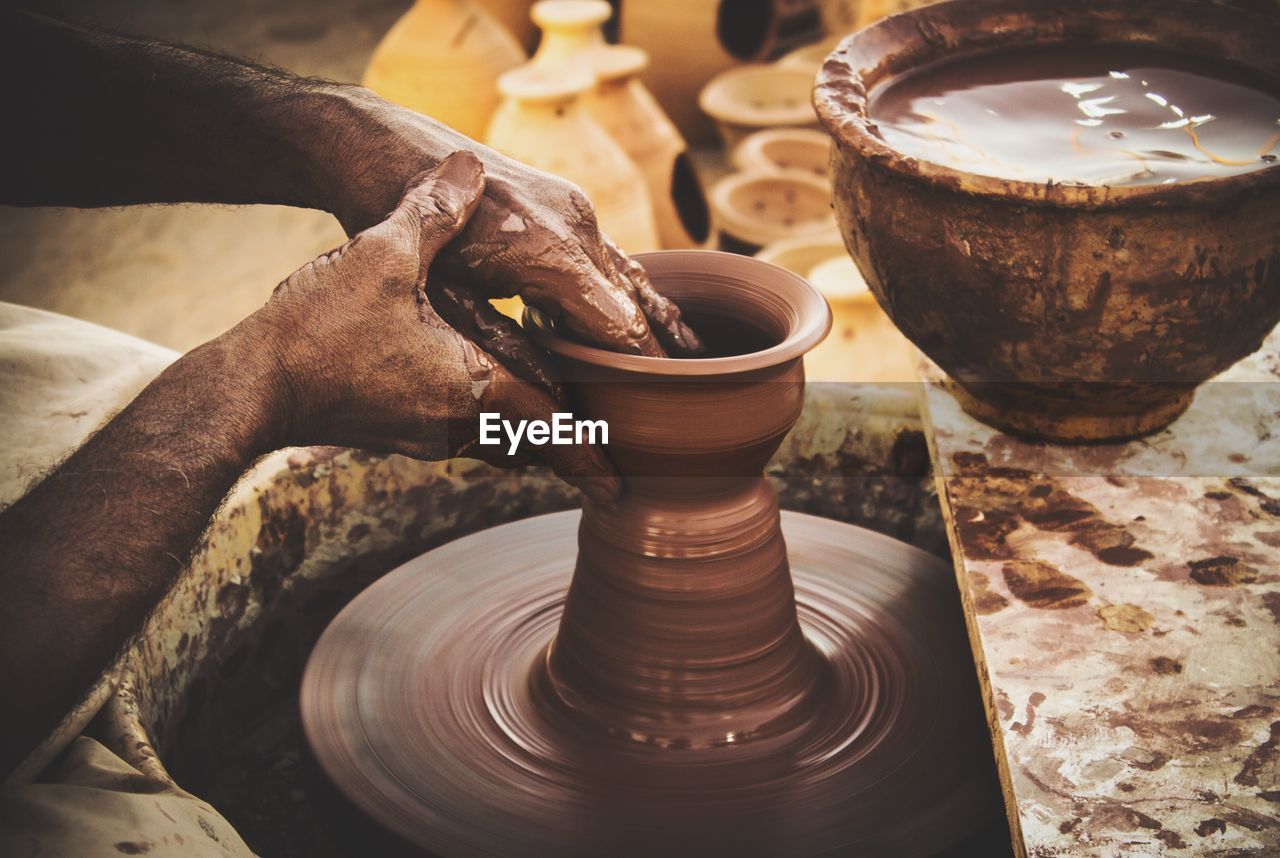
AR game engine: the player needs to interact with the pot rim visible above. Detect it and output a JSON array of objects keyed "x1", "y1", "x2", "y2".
[
  {"x1": 700, "y1": 65, "x2": 819, "y2": 128},
  {"x1": 525, "y1": 250, "x2": 832, "y2": 375},
  {"x1": 812, "y1": 0, "x2": 1280, "y2": 209}
]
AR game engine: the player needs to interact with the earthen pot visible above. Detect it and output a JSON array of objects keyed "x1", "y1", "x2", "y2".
[
  {"x1": 732, "y1": 127, "x2": 832, "y2": 179},
  {"x1": 814, "y1": 0, "x2": 1280, "y2": 442},
  {"x1": 710, "y1": 169, "x2": 835, "y2": 253},
  {"x1": 700, "y1": 64, "x2": 820, "y2": 148},
  {"x1": 529, "y1": 1, "x2": 713, "y2": 249},
  {"x1": 715, "y1": 0, "x2": 824, "y2": 62},
  {"x1": 363, "y1": 0, "x2": 526, "y2": 140},
  {"x1": 488, "y1": 64, "x2": 660, "y2": 251},
  {"x1": 525, "y1": 250, "x2": 831, "y2": 746}
]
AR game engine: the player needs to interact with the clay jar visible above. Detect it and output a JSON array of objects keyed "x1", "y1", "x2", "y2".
[
  {"x1": 487, "y1": 64, "x2": 660, "y2": 251},
  {"x1": 363, "y1": 0, "x2": 525, "y2": 140},
  {"x1": 529, "y1": 1, "x2": 712, "y2": 249},
  {"x1": 815, "y1": 0, "x2": 1280, "y2": 441},
  {"x1": 525, "y1": 251, "x2": 831, "y2": 746},
  {"x1": 715, "y1": 0, "x2": 825, "y2": 63}
]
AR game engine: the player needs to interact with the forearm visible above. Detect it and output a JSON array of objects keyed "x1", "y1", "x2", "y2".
[
  {"x1": 0, "y1": 8, "x2": 364, "y2": 213},
  {"x1": 0, "y1": 318, "x2": 285, "y2": 775}
]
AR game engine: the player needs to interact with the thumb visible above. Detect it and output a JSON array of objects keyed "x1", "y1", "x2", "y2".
[{"x1": 360, "y1": 150, "x2": 487, "y2": 280}]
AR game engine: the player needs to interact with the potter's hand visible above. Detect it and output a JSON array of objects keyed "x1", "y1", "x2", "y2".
[
  {"x1": 255, "y1": 152, "x2": 621, "y2": 501},
  {"x1": 322, "y1": 92, "x2": 703, "y2": 360}
]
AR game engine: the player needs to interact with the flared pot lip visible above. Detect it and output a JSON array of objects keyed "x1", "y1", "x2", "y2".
[
  {"x1": 524, "y1": 250, "x2": 833, "y2": 376},
  {"x1": 812, "y1": 0, "x2": 1280, "y2": 209}
]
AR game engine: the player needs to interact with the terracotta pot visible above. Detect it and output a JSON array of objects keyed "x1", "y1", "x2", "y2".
[
  {"x1": 619, "y1": 0, "x2": 737, "y2": 144},
  {"x1": 478, "y1": 0, "x2": 539, "y2": 52},
  {"x1": 487, "y1": 64, "x2": 660, "y2": 251},
  {"x1": 710, "y1": 169, "x2": 835, "y2": 253},
  {"x1": 732, "y1": 127, "x2": 832, "y2": 179},
  {"x1": 814, "y1": 0, "x2": 1280, "y2": 441},
  {"x1": 715, "y1": 0, "x2": 825, "y2": 62},
  {"x1": 362, "y1": 0, "x2": 526, "y2": 140},
  {"x1": 699, "y1": 64, "x2": 820, "y2": 148},
  {"x1": 530, "y1": 2, "x2": 713, "y2": 249},
  {"x1": 525, "y1": 250, "x2": 832, "y2": 745}
]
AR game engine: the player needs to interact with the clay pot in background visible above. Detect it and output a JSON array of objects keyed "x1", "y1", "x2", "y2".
[
  {"x1": 699, "y1": 64, "x2": 819, "y2": 148},
  {"x1": 478, "y1": 0, "x2": 540, "y2": 53},
  {"x1": 529, "y1": 0, "x2": 611, "y2": 64},
  {"x1": 530, "y1": 1, "x2": 713, "y2": 249},
  {"x1": 487, "y1": 64, "x2": 660, "y2": 252},
  {"x1": 619, "y1": 0, "x2": 737, "y2": 144},
  {"x1": 776, "y1": 35, "x2": 843, "y2": 75},
  {"x1": 854, "y1": 0, "x2": 940, "y2": 30},
  {"x1": 757, "y1": 233, "x2": 917, "y2": 382},
  {"x1": 363, "y1": 0, "x2": 526, "y2": 140},
  {"x1": 732, "y1": 128, "x2": 831, "y2": 179},
  {"x1": 710, "y1": 169, "x2": 834, "y2": 254},
  {"x1": 814, "y1": 0, "x2": 1280, "y2": 440},
  {"x1": 715, "y1": 0, "x2": 825, "y2": 62}
]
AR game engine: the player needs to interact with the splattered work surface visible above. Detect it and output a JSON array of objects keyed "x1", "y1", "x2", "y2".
[{"x1": 918, "y1": 341, "x2": 1280, "y2": 857}]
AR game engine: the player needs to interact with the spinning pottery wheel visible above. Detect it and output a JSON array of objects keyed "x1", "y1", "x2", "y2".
[{"x1": 301, "y1": 253, "x2": 998, "y2": 855}]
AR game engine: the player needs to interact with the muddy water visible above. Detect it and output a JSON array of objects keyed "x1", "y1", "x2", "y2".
[{"x1": 869, "y1": 43, "x2": 1280, "y2": 185}]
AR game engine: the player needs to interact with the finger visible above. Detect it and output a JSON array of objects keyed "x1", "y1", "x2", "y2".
[
  {"x1": 356, "y1": 150, "x2": 487, "y2": 282},
  {"x1": 603, "y1": 237, "x2": 704, "y2": 357},
  {"x1": 520, "y1": 266, "x2": 668, "y2": 358},
  {"x1": 466, "y1": 363, "x2": 622, "y2": 504},
  {"x1": 428, "y1": 279, "x2": 564, "y2": 398}
]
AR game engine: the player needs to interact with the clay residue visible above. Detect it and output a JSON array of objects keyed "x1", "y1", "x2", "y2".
[
  {"x1": 1010, "y1": 691, "x2": 1046, "y2": 736},
  {"x1": 969, "y1": 571, "x2": 1009, "y2": 615},
  {"x1": 1262, "y1": 591, "x2": 1280, "y2": 624},
  {"x1": 1188, "y1": 556, "x2": 1260, "y2": 587},
  {"x1": 1003, "y1": 560, "x2": 1092, "y2": 609},
  {"x1": 1195, "y1": 818, "x2": 1228, "y2": 837},
  {"x1": 1149, "y1": 656, "x2": 1183, "y2": 675},
  {"x1": 1234, "y1": 720, "x2": 1280, "y2": 787},
  {"x1": 948, "y1": 453, "x2": 1152, "y2": 567},
  {"x1": 1098, "y1": 603, "x2": 1153, "y2": 634}
]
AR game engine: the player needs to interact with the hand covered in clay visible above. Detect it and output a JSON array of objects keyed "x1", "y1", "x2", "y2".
[
  {"x1": 249, "y1": 151, "x2": 621, "y2": 501},
  {"x1": 323, "y1": 91, "x2": 702, "y2": 361}
]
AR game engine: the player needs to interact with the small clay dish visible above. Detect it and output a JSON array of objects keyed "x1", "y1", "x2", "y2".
[
  {"x1": 698, "y1": 65, "x2": 819, "y2": 148},
  {"x1": 755, "y1": 229, "x2": 846, "y2": 277},
  {"x1": 710, "y1": 169, "x2": 835, "y2": 253},
  {"x1": 776, "y1": 37, "x2": 841, "y2": 76},
  {"x1": 731, "y1": 128, "x2": 831, "y2": 179},
  {"x1": 814, "y1": 0, "x2": 1280, "y2": 442}
]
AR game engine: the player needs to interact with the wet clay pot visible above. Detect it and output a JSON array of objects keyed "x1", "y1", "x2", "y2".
[
  {"x1": 301, "y1": 251, "x2": 1000, "y2": 854},
  {"x1": 525, "y1": 251, "x2": 831, "y2": 746},
  {"x1": 814, "y1": 0, "x2": 1280, "y2": 442}
]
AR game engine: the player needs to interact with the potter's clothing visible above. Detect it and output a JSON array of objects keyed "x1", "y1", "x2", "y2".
[{"x1": 0, "y1": 302, "x2": 255, "y2": 857}]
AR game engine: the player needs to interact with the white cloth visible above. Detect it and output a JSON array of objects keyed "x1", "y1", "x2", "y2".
[{"x1": 0, "y1": 303, "x2": 254, "y2": 857}]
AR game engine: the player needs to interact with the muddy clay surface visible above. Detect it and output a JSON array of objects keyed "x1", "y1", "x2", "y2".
[{"x1": 921, "y1": 343, "x2": 1280, "y2": 856}]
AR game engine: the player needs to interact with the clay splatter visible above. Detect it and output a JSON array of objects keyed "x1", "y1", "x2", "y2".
[
  {"x1": 1188, "y1": 556, "x2": 1260, "y2": 587},
  {"x1": 1098, "y1": 603, "x2": 1154, "y2": 633},
  {"x1": 1003, "y1": 560, "x2": 1091, "y2": 609}
]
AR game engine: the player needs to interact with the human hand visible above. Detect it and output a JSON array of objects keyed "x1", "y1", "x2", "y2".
[
  {"x1": 245, "y1": 151, "x2": 621, "y2": 501},
  {"x1": 316, "y1": 89, "x2": 702, "y2": 360}
]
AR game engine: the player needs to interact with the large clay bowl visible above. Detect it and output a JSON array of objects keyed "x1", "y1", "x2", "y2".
[{"x1": 814, "y1": 0, "x2": 1280, "y2": 442}]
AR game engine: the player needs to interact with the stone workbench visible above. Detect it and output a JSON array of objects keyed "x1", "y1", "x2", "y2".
[{"x1": 918, "y1": 331, "x2": 1280, "y2": 857}]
